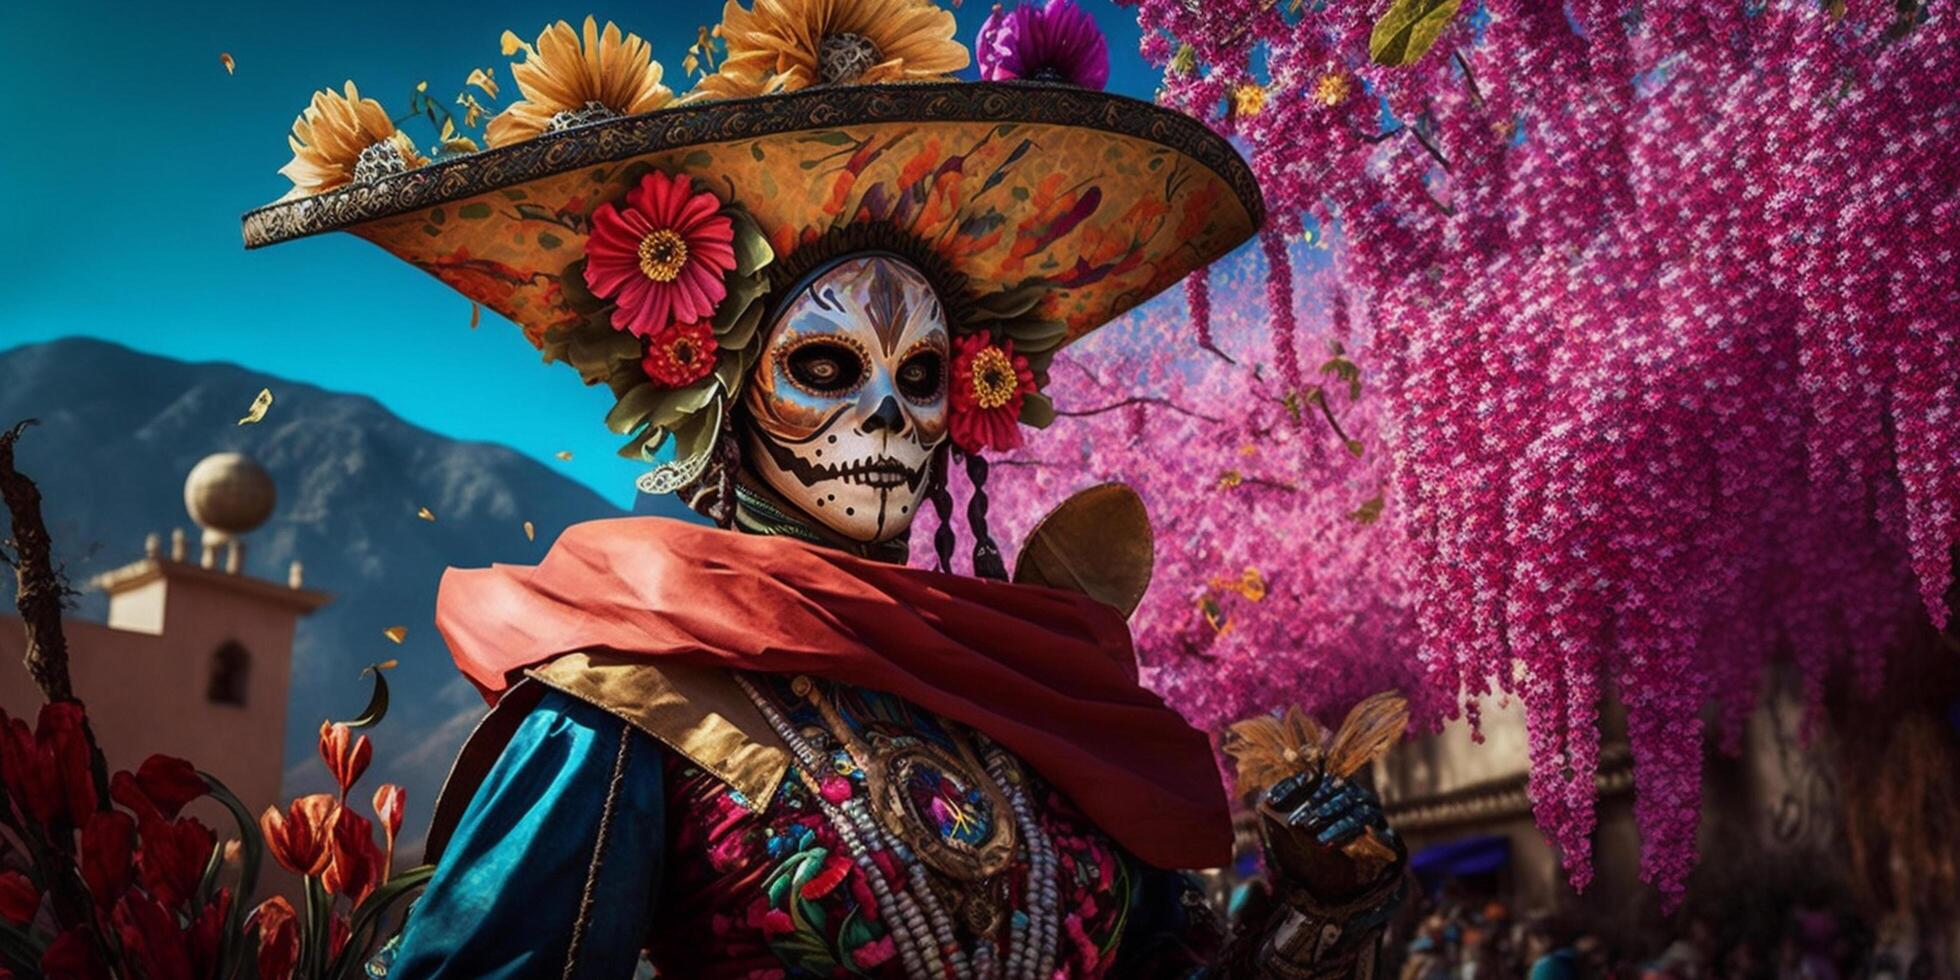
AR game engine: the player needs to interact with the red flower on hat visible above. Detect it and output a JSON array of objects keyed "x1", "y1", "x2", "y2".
[
  {"x1": 640, "y1": 319, "x2": 719, "y2": 388},
  {"x1": 585, "y1": 170, "x2": 738, "y2": 339},
  {"x1": 950, "y1": 334, "x2": 1037, "y2": 453}
]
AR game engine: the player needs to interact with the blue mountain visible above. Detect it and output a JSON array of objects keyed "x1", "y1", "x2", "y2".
[{"x1": 0, "y1": 336, "x2": 696, "y2": 850}]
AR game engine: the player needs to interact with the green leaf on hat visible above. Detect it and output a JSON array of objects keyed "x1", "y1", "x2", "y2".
[
  {"x1": 716, "y1": 296, "x2": 766, "y2": 352},
  {"x1": 618, "y1": 425, "x2": 665, "y2": 462},
  {"x1": 729, "y1": 212, "x2": 774, "y2": 278},
  {"x1": 605, "y1": 382, "x2": 666, "y2": 434},
  {"x1": 560, "y1": 260, "x2": 607, "y2": 315},
  {"x1": 646, "y1": 377, "x2": 720, "y2": 431},
  {"x1": 713, "y1": 352, "x2": 746, "y2": 397}
]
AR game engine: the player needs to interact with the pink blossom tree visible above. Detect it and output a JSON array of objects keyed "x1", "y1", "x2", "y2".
[
  {"x1": 916, "y1": 256, "x2": 1439, "y2": 740},
  {"x1": 936, "y1": 0, "x2": 1957, "y2": 904}
]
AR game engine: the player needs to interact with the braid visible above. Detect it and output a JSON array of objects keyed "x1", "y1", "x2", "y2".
[
  {"x1": 927, "y1": 446, "x2": 956, "y2": 574},
  {"x1": 714, "y1": 409, "x2": 740, "y2": 529},
  {"x1": 964, "y1": 452, "x2": 1008, "y2": 580}
]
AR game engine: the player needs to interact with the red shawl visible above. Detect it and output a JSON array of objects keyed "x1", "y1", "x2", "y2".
[{"x1": 434, "y1": 517, "x2": 1231, "y2": 870}]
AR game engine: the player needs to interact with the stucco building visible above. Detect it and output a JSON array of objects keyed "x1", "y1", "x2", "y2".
[{"x1": 0, "y1": 452, "x2": 326, "y2": 815}]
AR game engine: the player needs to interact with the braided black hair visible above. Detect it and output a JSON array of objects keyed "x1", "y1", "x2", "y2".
[
  {"x1": 964, "y1": 452, "x2": 1008, "y2": 581},
  {"x1": 926, "y1": 445, "x2": 957, "y2": 574}
]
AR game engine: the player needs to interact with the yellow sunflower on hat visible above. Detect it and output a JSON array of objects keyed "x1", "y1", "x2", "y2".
[
  {"x1": 278, "y1": 81, "x2": 427, "y2": 199},
  {"x1": 691, "y1": 0, "x2": 970, "y2": 100},
  {"x1": 487, "y1": 16, "x2": 675, "y2": 147}
]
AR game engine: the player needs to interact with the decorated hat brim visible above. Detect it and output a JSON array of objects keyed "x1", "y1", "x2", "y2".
[{"x1": 241, "y1": 80, "x2": 1263, "y2": 350}]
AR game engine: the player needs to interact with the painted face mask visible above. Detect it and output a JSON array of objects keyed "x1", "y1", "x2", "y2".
[{"x1": 742, "y1": 255, "x2": 950, "y2": 543}]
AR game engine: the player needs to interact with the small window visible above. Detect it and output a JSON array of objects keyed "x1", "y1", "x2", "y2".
[{"x1": 208, "y1": 641, "x2": 250, "y2": 706}]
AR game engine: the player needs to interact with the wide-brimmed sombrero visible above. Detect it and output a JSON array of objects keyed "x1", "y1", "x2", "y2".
[{"x1": 243, "y1": 4, "x2": 1261, "y2": 501}]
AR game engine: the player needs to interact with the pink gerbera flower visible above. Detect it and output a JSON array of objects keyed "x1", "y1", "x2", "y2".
[
  {"x1": 584, "y1": 170, "x2": 737, "y2": 338},
  {"x1": 950, "y1": 333, "x2": 1037, "y2": 453}
]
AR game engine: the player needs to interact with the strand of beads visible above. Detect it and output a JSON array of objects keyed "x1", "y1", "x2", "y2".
[
  {"x1": 736, "y1": 674, "x2": 948, "y2": 979},
  {"x1": 982, "y1": 744, "x2": 1061, "y2": 980},
  {"x1": 796, "y1": 681, "x2": 975, "y2": 979}
]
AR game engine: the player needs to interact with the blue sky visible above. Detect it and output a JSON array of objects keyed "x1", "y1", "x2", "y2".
[{"x1": 0, "y1": 1, "x2": 1169, "y2": 506}]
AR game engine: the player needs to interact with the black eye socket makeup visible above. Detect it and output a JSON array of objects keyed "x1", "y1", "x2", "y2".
[
  {"x1": 896, "y1": 350, "x2": 945, "y2": 401},
  {"x1": 786, "y1": 341, "x2": 867, "y2": 394}
]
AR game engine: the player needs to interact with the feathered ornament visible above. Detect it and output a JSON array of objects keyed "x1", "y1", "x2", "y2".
[{"x1": 1224, "y1": 692, "x2": 1411, "y2": 874}]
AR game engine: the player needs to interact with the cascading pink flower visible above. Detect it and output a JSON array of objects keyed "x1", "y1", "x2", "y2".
[
  {"x1": 990, "y1": 0, "x2": 1960, "y2": 908},
  {"x1": 584, "y1": 170, "x2": 738, "y2": 339}
]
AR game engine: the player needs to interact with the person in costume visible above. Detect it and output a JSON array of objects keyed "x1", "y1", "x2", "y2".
[{"x1": 246, "y1": 3, "x2": 1409, "y2": 976}]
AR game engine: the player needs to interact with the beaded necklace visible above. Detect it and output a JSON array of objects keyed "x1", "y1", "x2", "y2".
[{"x1": 736, "y1": 673, "x2": 1062, "y2": 979}]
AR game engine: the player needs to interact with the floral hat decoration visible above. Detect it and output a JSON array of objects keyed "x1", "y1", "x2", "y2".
[{"x1": 245, "y1": 0, "x2": 1262, "y2": 512}]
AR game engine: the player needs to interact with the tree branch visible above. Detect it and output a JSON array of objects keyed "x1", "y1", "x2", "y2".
[
  {"x1": 1055, "y1": 397, "x2": 1223, "y2": 424},
  {"x1": 0, "y1": 420, "x2": 74, "y2": 703}
]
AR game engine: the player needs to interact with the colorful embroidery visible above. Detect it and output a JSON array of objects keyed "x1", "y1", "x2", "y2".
[{"x1": 651, "y1": 680, "x2": 1137, "y2": 978}]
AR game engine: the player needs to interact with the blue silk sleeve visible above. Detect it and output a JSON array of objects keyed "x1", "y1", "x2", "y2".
[{"x1": 391, "y1": 690, "x2": 666, "y2": 979}]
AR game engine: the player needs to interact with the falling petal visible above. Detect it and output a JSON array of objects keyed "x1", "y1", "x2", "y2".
[
  {"x1": 416, "y1": 507, "x2": 435, "y2": 522},
  {"x1": 469, "y1": 302, "x2": 481, "y2": 329},
  {"x1": 220, "y1": 52, "x2": 235, "y2": 75},
  {"x1": 440, "y1": 137, "x2": 481, "y2": 154},
  {"x1": 465, "y1": 66, "x2": 499, "y2": 100},
  {"x1": 237, "y1": 388, "x2": 273, "y2": 425},
  {"x1": 523, "y1": 521, "x2": 536, "y2": 541},
  {"x1": 382, "y1": 626, "x2": 407, "y2": 644},
  {"x1": 365, "y1": 659, "x2": 399, "y2": 673},
  {"x1": 554, "y1": 451, "x2": 573, "y2": 461}
]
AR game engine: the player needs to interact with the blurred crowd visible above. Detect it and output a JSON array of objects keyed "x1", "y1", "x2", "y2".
[{"x1": 1382, "y1": 886, "x2": 1945, "y2": 980}]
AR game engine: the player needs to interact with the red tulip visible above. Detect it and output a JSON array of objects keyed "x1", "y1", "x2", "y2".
[
  {"x1": 133, "y1": 813, "x2": 216, "y2": 912},
  {"x1": 37, "y1": 703, "x2": 98, "y2": 824},
  {"x1": 113, "y1": 891, "x2": 193, "y2": 980},
  {"x1": 79, "y1": 810, "x2": 135, "y2": 907},
  {"x1": 189, "y1": 889, "x2": 231, "y2": 979},
  {"x1": 251, "y1": 896, "x2": 300, "y2": 980},
  {"x1": 317, "y1": 721, "x2": 371, "y2": 799},
  {"x1": 259, "y1": 794, "x2": 336, "y2": 876},
  {"x1": 129, "y1": 755, "x2": 206, "y2": 819},
  {"x1": 1, "y1": 713, "x2": 64, "y2": 828},
  {"x1": 109, "y1": 770, "x2": 160, "y2": 824},
  {"x1": 329, "y1": 913, "x2": 352, "y2": 957},
  {"x1": 372, "y1": 783, "x2": 405, "y2": 871},
  {"x1": 323, "y1": 807, "x2": 382, "y2": 905},
  {"x1": 0, "y1": 870, "x2": 39, "y2": 926},
  {"x1": 40, "y1": 926, "x2": 109, "y2": 980}
]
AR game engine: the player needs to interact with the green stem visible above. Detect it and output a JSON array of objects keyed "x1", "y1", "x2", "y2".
[{"x1": 302, "y1": 877, "x2": 330, "y2": 980}]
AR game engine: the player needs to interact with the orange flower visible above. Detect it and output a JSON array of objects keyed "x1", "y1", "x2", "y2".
[
  {"x1": 323, "y1": 808, "x2": 382, "y2": 905},
  {"x1": 251, "y1": 896, "x2": 300, "y2": 980},
  {"x1": 693, "y1": 0, "x2": 969, "y2": 99},
  {"x1": 317, "y1": 721, "x2": 371, "y2": 798},
  {"x1": 259, "y1": 794, "x2": 336, "y2": 876},
  {"x1": 372, "y1": 783, "x2": 406, "y2": 873}
]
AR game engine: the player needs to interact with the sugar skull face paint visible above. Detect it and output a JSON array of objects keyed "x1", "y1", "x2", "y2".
[{"x1": 742, "y1": 255, "x2": 950, "y2": 543}]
